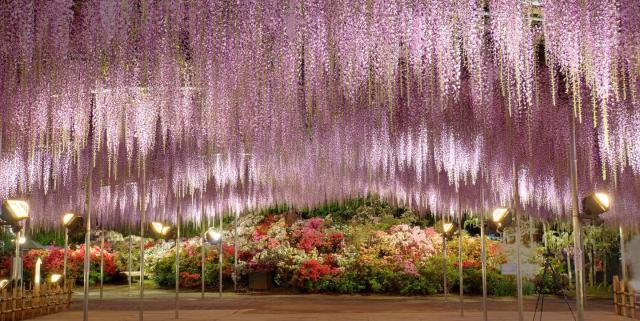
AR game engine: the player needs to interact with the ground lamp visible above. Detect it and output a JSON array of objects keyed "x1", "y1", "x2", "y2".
[
  {"x1": 441, "y1": 221, "x2": 456, "y2": 301},
  {"x1": 62, "y1": 213, "x2": 83, "y2": 290},
  {"x1": 2, "y1": 200, "x2": 30, "y2": 288}
]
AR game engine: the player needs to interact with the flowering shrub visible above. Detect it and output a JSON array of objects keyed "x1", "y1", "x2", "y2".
[
  {"x1": 0, "y1": 245, "x2": 119, "y2": 285},
  {"x1": 292, "y1": 259, "x2": 340, "y2": 292}
]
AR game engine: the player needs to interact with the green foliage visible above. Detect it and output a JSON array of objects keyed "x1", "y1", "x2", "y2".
[{"x1": 333, "y1": 272, "x2": 366, "y2": 294}]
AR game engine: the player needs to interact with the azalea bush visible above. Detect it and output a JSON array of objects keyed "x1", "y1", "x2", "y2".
[{"x1": 1, "y1": 244, "x2": 119, "y2": 286}]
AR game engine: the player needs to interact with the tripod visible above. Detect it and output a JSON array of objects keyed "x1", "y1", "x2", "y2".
[{"x1": 532, "y1": 250, "x2": 576, "y2": 321}]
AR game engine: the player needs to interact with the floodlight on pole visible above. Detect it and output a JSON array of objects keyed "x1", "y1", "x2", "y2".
[
  {"x1": 62, "y1": 212, "x2": 82, "y2": 291},
  {"x1": 1, "y1": 200, "x2": 30, "y2": 225},
  {"x1": 441, "y1": 219, "x2": 456, "y2": 301},
  {"x1": 49, "y1": 274, "x2": 62, "y2": 283},
  {"x1": 150, "y1": 222, "x2": 172, "y2": 239},
  {"x1": 581, "y1": 193, "x2": 610, "y2": 220},
  {"x1": 205, "y1": 228, "x2": 222, "y2": 244},
  {"x1": 443, "y1": 222, "x2": 455, "y2": 236}
]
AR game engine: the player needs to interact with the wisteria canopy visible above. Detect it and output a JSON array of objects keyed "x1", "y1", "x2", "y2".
[{"x1": 1, "y1": 0, "x2": 639, "y2": 229}]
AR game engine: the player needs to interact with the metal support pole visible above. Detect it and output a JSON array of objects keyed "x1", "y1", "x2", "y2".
[
  {"x1": 513, "y1": 161, "x2": 524, "y2": 321},
  {"x1": 480, "y1": 186, "x2": 488, "y2": 321},
  {"x1": 620, "y1": 225, "x2": 628, "y2": 282},
  {"x1": 63, "y1": 228, "x2": 68, "y2": 291},
  {"x1": 569, "y1": 113, "x2": 585, "y2": 321},
  {"x1": 83, "y1": 167, "x2": 92, "y2": 321},
  {"x1": 443, "y1": 233, "x2": 447, "y2": 301},
  {"x1": 139, "y1": 165, "x2": 146, "y2": 321},
  {"x1": 234, "y1": 213, "x2": 238, "y2": 292},
  {"x1": 219, "y1": 210, "x2": 223, "y2": 298},
  {"x1": 128, "y1": 235, "x2": 132, "y2": 296},
  {"x1": 13, "y1": 230, "x2": 21, "y2": 288},
  {"x1": 175, "y1": 195, "x2": 181, "y2": 319},
  {"x1": 100, "y1": 228, "x2": 105, "y2": 300},
  {"x1": 201, "y1": 190, "x2": 206, "y2": 299},
  {"x1": 457, "y1": 193, "x2": 463, "y2": 316}
]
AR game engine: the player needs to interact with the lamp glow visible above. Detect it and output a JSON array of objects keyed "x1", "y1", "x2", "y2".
[
  {"x1": 18, "y1": 236, "x2": 26, "y2": 245},
  {"x1": 595, "y1": 193, "x2": 609, "y2": 208},
  {"x1": 0, "y1": 279, "x2": 8, "y2": 289},
  {"x1": 205, "y1": 228, "x2": 222, "y2": 244},
  {"x1": 63, "y1": 213, "x2": 76, "y2": 226},
  {"x1": 492, "y1": 208, "x2": 510, "y2": 223},
  {"x1": 150, "y1": 222, "x2": 171, "y2": 238},
  {"x1": 443, "y1": 222, "x2": 454, "y2": 234},
  {"x1": 1, "y1": 200, "x2": 30, "y2": 225},
  {"x1": 582, "y1": 192, "x2": 611, "y2": 219},
  {"x1": 49, "y1": 274, "x2": 62, "y2": 283}
]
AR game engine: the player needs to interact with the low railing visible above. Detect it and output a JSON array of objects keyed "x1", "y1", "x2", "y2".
[
  {"x1": 0, "y1": 284, "x2": 72, "y2": 321},
  {"x1": 614, "y1": 275, "x2": 638, "y2": 319}
]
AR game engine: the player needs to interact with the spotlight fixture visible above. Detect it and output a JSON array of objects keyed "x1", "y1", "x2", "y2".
[
  {"x1": 205, "y1": 228, "x2": 222, "y2": 245},
  {"x1": 581, "y1": 193, "x2": 610, "y2": 220},
  {"x1": 442, "y1": 222, "x2": 456, "y2": 237},
  {"x1": 0, "y1": 279, "x2": 8, "y2": 289},
  {"x1": 49, "y1": 274, "x2": 62, "y2": 283},
  {"x1": 488, "y1": 207, "x2": 513, "y2": 233},
  {"x1": 62, "y1": 213, "x2": 83, "y2": 230},
  {"x1": 1, "y1": 200, "x2": 29, "y2": 226},
  {"x1": 150, "y1": 222, "x2": 172, "y2": 239}
]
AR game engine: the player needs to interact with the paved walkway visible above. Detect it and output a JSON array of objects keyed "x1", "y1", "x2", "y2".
[{"x1": 34, "y1": 286, "x2": 622, "y2": 321}]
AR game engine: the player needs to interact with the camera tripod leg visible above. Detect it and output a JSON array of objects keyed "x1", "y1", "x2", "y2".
[{"x1": 548, "y1": 264, "x2": 576, "y2": 320}]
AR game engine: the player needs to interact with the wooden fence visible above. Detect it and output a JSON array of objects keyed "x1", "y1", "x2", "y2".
[
  {"x1": 614, "y1": 275, "x2": 638, "y2": 319},
  {"x1": 0, "y1": 284, "x2": 72, "y2": 321}
]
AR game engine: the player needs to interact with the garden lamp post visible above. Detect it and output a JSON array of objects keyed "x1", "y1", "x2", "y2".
[
  {"x1": 442, "y1": 220, "x2": 455, "y2": 301},
  {"x1": 1, "y1": 199, "x2": 30, "y2": 289},
  {"x1": 490, "y1": 206, "x2": 517, "y2": 319},
  {"x1": 204, "y1": 226, "x2": 223, "y2": 297},
  {"x1": 200, "y1": 189, "x2": 206, "y2": 299},
  {"x1": 457, "y1": 193, "x2": 463, "y2": 317},
  {"x1": 175, "y1": 198, "x2": 181, "y2": 320},
  {"x1": 150, "y1": 221, "x2": 176, "y2": 317},
  {"x1": 234, "y1": 210, "x2": 238, "y2": 292},
  {"x1": 62, "y1": 213, "x2": 82, "y2": 291},
  {"x1": 480, "y1": 187, "x2": 488, "y2": 321},
  {"x1": 219, "y1": 210, "x2": 224, "y2": 298}
]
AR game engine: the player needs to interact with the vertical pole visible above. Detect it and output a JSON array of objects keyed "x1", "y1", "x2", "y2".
[
  {"x1": 569, "y1": 112, "x2": 585, "y2": 321},
  {"x1": 201, "y1": 189, "x2": 206, "y2": 299},
  {"x1": 234, "y1": 213, "x2": 238, "y2": 292},
  {"x1": 128, "y1": 235, "x2": 132, "y2": 296},
  {"x1": 529, "y1": 217, "x2": 534, "y2": 246},
  {"x1": 443, "y1": 232, "x2": 447, "y2": 301},
  {"x1": 139, "y1": 164, "x2": 146, "y2": 321},
  {"x1": 513, "y1": 161, "x2": 524, "y2": 321},
  {"x1": 100, "y1": 228, "x2": 104, "y2": 300},
  {"x1": 457, "y1": 192, "x2": 463, "y2": 317},
  {"x1": 63, "y1": 228, "x2": 68, "y2": 291},
  {"x1": 567, "y1": 249, "x2": 573, "y2": 287},
  {"x1": 13, "y1": 230, "x2": 21, "y2": 287},
  {"x1": 175, "y1": 194, "x2": 181, "y2": 319},
  {"x1": 219, "y1": 209, "x2": 223, "y2": 298},
  {"x1": 480, "y1": 186, "x2": 488, "y2": 321},
  {"x1": 83, "y1": 166, "x2": 92, "y2": 321},
  {"x1": 620, "y1": 225, "x2": 627, "y2": 282}
]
